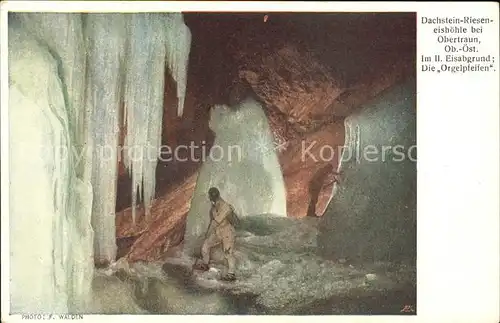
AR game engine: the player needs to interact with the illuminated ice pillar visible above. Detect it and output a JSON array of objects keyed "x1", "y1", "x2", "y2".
[{"x1": 184, "y1": 97, "x2": 287, "y2": 254}]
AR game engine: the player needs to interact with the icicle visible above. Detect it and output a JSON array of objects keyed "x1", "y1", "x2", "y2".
[
  {"x1": 355, "y1": 125, "x2": 361, "y2": 164},
  {"x1": 164, "y1": 13, "x2": 192, "y2": 117},
  {"x1": 85, "y1": 14, "x2": 127, "y2": 264},
  {"x1": 122, "y1": 13, "x2": 192, "y2": 223},
  {"x1": 123, "y1": 14, "x2": 167, "y2": 224}
]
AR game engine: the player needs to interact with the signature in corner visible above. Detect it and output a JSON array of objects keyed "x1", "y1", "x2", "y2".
[{"x1": 400, "y1": 305, "x2": 415, "y2": 313}]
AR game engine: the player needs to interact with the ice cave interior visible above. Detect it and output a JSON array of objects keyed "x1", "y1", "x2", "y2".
[{"x1": 8, "y1": 12, "x2": 417, "y2": 315}]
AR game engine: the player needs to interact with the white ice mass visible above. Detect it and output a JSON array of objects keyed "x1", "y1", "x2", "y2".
[
  {"x1": 9, "y1": 19, "x2": 94, "y2": 313},
  {"x1": 8, "y1": 13, "x2": 192, "y2": 312}
]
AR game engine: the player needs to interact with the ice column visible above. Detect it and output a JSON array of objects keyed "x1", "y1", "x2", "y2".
[{"x1": 85, "y1": 14, "x2": 127, "y2": 264}]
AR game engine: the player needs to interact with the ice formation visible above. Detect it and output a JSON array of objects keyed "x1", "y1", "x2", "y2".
[
  {"x1": 164, "y1": 13, "x2": 192, "y2": 117},
  {"x1": 86, "y1": 12, "x2": 193, "y2": 260},
  {"x1": 123, "y1": 13, "x2": 192, "y2": 223},
  {"x1": 85, "y1": 14, "x2": 127, "y2": 264},
  {"x1": 123, "y1": 14, "x2": 165, "y2": 223},
  {"x1": 15, "y1": 14, "x2": 87, "y2": 164},
  {"x1": 9, "y1": 12, "x2": 192, "y2": 312},
  {"x1": 9, "y1": 20, "x2": 94, "y2": 313},
  {"x1": 184, "y1": 97, "x2": 287, "y2": 254}
]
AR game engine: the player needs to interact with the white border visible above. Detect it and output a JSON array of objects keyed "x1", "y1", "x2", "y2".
[
  {"x1": 1, "y1": 2, "x2": 499, "y2": 323},
  {"x1": 1, "y1": 1, "x2": 10, "y2": 321}
]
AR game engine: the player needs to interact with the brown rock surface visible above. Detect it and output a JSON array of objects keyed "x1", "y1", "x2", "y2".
[
  {"x1": 279, "y1": 120, "x2": 345, "y2": 218},
  {"x1": 115, "y1": 172, "x2": 198, "y2": 262},
  {"x1": 240, "y1": 44, "x2": 344, "y2": 134}
]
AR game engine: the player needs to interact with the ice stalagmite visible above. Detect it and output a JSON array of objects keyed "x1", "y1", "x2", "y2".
[
  {"x1": 164, "y1": 13, "x2": 192, "y2": 117},
  {"x1": 85, "y1": 14, "x2": 127, "y2": 264},
  {"x1": 184, "y1": 97, "x2": 287, "y2": 254}
]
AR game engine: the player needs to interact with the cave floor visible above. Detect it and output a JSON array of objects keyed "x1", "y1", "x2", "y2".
[
  {"x1": 98, "y1": 214, "x2": 416, "y2": 315},
  {"x1": 157, "y1": 260, "x2": 416, "y2": 315}
]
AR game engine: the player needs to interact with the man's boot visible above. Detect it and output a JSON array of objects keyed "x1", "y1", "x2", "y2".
[
  {"x1": 192, "y1": 262, "x2": 209, "y2": 271},
  {"x1": 221, "y1": 272, "x2": 236, "y2": 282}
]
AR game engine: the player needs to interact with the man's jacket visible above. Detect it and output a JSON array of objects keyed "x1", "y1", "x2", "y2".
[{"x1": 209, "y1": 198, "x2": 240, "y2": 231}]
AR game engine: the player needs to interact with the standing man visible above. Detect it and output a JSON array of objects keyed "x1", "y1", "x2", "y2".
[{"x1": 193, "y1": 187, "x2": 237, "y2": 281}]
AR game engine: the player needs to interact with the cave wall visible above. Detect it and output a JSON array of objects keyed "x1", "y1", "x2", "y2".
[{"x1": 318, "y1": 78, "x2": 417, "y2": 263}]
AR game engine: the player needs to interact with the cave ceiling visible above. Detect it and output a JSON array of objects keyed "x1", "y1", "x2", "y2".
[{"x1": 184, "y1": 12, "x2": 416, "y2": 133}]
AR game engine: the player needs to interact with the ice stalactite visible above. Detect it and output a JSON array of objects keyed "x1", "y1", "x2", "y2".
[
  {"x1": 184, "y1": 97, "x2": 287, "y2": 254},
  {"x1": 354, "y1": 125, "x2": 360, "y2": 163},
  {"x1": 123, "y1": 14, "x2": 166, "y2": 224},
  {"x1": 85, "y1": 14, "x2": 127, "y2": 264},
  {"x1": 330, "y1": 119, "x2": 360, "y2": 200},
  {"x1": 164, "y1": 13, "x2": 192, "y2": 117},
  {"x1": 123, "y1": 13, "x2": 192, "y2": 223},
  {"x1": 8, "y1": 21, "x2": 93, "y2": 313}
]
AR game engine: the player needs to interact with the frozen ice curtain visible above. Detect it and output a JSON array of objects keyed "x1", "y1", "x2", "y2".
[{"x1": 8, "y1": 12, "x2": 192, "y2": 313}]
